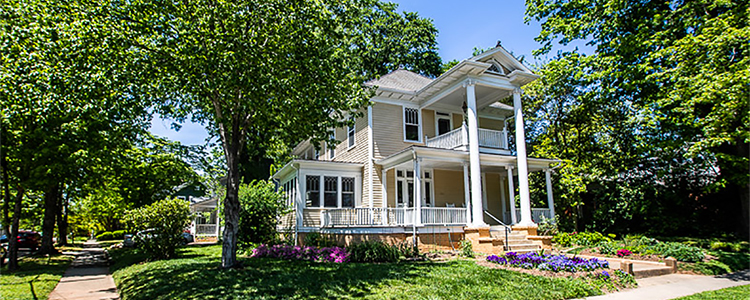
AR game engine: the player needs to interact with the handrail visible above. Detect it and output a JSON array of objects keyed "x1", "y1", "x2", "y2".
[{"x1": 484, "y1": 210, "x2": 512, "y2": 251}]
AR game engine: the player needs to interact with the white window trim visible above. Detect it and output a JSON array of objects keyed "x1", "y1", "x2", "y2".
[
  {"x1": 434, "y1": 112, "x2": 453, "y2": 137},
  {"x1": 328, "y1": 132, "x2": 336, "y2": 160},
  {"x1": 347, "y1": 117, "x2": 356, "y2": 150},
  {"x1": 402, "y1": 106, "x2": 423, "y2": 143},
  {"x1": 393, "y1": 168, "x2": 434, "y2": 208},
  {"x1": 301, "y1": 171, "x2": 361, "y2": 209}
]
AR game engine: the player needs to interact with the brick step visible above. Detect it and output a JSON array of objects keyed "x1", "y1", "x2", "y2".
[
  {"x1": 507, "y1": 247, "x2": 542, "y2": 254},
  {"x1": 505, "y1": 243, "x2": 541, "y2": 251}
]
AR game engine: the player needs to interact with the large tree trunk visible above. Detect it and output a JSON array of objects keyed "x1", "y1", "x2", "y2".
[
  {"x1": 220, "y1": 119, "x2": 243, "y2": 269},
  {"x1": 40, "y1": 183, "x2": 59, "y2": 255},
  {"x1": 56, "y1": 192, "x2": 68, "y2": 246},
  {"x1": 7, "y1": 188, "x2": 24, "y2": 271}
]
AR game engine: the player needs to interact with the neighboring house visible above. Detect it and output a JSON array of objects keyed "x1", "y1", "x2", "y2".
[
  {"x1": 272, "y1": 45, "x2": 560, "y2": 253},
  {"x1": 174, "y1": 182, "x2": 221, "y2": 240}
]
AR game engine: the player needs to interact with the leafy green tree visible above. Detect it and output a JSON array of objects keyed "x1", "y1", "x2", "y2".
[{"x1": 524, "y1": 0, "x2": 749, "y2": 234}]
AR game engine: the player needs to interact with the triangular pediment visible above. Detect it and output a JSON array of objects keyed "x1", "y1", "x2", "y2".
[{"x1": 470, "y1": 45, "x2": 533, "y2": 75}]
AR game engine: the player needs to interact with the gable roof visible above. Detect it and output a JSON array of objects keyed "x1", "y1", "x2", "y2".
[{"x1": 365, "y1": 69, "x2": 433, "y2": 93}]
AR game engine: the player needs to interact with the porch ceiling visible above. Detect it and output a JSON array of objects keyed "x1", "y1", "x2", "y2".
[{"x1": 376, "y1": 146, "x2": 561, "y2": 173}]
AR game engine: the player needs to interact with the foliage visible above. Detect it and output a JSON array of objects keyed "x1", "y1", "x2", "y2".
[
  {"x1": 0, "y1": 255, "x2": 72, "y2": 300},
  {"x1": 251, "y1": 244, "x2": 349, "y2": 263},
  {"x1": 644, "y1": 242, "x2": 705, "y2": 263},
  {"x1": 552, "y1": 232, "x2": 612, "y2": 247},
  {"x1": 673, "y1": 284, "x2": 750, "y2": 300},
  {"x1": 679, "y1": 250, "x2": 750, "y2": 276},
  {"x1": 536, "y1": 216, "x2": 559, "y2": 236},
  {"x1": 524, "y1": 0, "x2": 750, "y2": 236},
  {"x1": 460, "y1": 239, "x2": 474, "y2": 258},
  {"x1": 302, "y1": 231, "x2": 337, "y2": 248},
  {"x1": 346, "y1": 241, "x2": 400, "y2": 263},
  {"x1": 122, "y1": 198, "x2": 191, "y2": 260},
  {"x1": 487, "y1": 252, "x2": 609, "y2": 272},
  {"x1": 96, "y1": 230, "x2": 128, "y2": 241},
  {"x1": 236, "y1": 180, "x2": 289, "y2": 249},
  {"x1": 112, "y1": 245, "x2": 603, "y2": 300},
  {"x1": 597, "y1": 242, "x2": 617, "y2": 255}
]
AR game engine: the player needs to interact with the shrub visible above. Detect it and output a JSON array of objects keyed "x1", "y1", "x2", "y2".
[
  {"x1": 96, "y1": 230, "x2": 128, "y2": 241},
  {"x1": 122, "y1": 198, "x2": 191, "y2": 260},
  {"x1": 397, "y1": 241, "x2": 420, "y2": 259},
  {"x1": 303, "y1": 231, "x2": 336, "y2": 248},
  {"x1": 598, "y1": 242, "x2": 617, "y2": 255},
  {"x1": 346, "y1": 241, "x2": 400, "y2": 263},
  {"x1": 237, "y1": 180, "x2": 291, "y2": 250},
  {"x1": 460, "y1": 240, "x2": 474, "y2": 258},
  {"x1": 251, "y1": 244, "x2": 349, "y2": 263},
  {"x1": 553, "y1": 231, "x2": 612, "y2": 247},
  {"x1": 537, "y1": 216, "x2": 559, "y2": 236},
  {"x1": 646, "y1": 242, "x2": 704, "y2": 262}
]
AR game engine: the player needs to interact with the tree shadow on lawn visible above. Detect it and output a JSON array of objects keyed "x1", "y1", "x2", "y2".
[
  {"x1": 116, "y1": 257, "x2": 427, "y2": 300},
  {"x1": 116, "y1": 256, "x2": 598, "y2": 300}
]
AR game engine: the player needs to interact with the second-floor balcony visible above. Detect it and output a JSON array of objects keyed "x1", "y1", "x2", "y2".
[{"x1": 425, "y1": 123, "x2": 508, "y2": 153}]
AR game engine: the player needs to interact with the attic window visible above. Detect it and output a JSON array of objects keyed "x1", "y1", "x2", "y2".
[{"x1": 486, "y1": 60, "x2": 505, "y2": 75}]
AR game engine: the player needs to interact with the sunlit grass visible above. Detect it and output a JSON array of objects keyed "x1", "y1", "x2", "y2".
[{"x1": 0, "y1": 255, "x2": 72, "y2": 300}]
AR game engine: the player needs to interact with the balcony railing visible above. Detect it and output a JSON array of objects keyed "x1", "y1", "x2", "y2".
[
  {"x1": 425, "y1": 124, "x2": 507, "y2": 150},
  {"x1": 321, "y1": 207, "x2": 466, "y2": 227},
  {"x1": 505, "y1": 208, "x2": 552, "y2": 224}
]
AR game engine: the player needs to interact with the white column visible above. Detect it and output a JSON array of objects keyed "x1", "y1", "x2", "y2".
[
  {"x1": 295, "y1": 174, "x2": 303, "y2": 244},
  {"x1": 513, "y1": 88, "x2": 534, "y2": 227},
  {"x1": 368, "y1": 107, "x2": 374, "y2": 210},
  {"x1": 463, "y1": 163, "x2": 471, "y2": 225},
  {"x1": 545, "y1": 169, "x2": 556, "y2": 223},
  {"x1": 507, "y1": 166, "x2": 517, "y2": 224},
  {"x1": 466, "y1": 80, "x2": 486, "y2": 227},
  {"x1": 414, "y1": 158, "x2": 422, "y2": 225},
  {"x1": 499, "y1": 175, "x2": 507, "y2": 223},
  {"x1": 381, "y1": 169, "x2": 388, "y2": 225}
]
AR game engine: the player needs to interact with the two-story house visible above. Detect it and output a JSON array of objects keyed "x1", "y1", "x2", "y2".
[{"x1": 273, "y1": 46, "x2": 560, "y2": 253}]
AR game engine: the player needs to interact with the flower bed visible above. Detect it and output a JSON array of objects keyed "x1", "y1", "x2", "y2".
[
  {"x1": 251, "y1": 244, "x2": 349, "y2": 263},
  {"x1": 487, "y1": 252, "x2": 609, "y2": 272}
]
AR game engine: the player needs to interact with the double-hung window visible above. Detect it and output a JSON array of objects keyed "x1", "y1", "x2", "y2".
[
  {"x1": 306, "y1": 176, "x2": 320, "y2": 207},
  {"x1": 324, "y1": 176, "x2": 338, "y2": 207},
  {"x1": 305, "y1": 174, "x2": 357, "y2": 208},
  {"x1": 347, "y1": 117, "x2": 355, "y2": 148},
  {"x1": 404, "y1": 107, "x2": 420, "y2": 142},
  {"x1": 328, "y1": 132, "x2": 335, "y2": 159},
  {"x1": 341, "y1": 177, "x2": 354, "y2": 208}
]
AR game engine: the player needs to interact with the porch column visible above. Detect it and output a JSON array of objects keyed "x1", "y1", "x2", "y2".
[
  {"x1": 465, "y1": 80, "x2": 486, "y2": 227},
  {"x1": 506, "y1": 166, "x2": 517, "y2": 224},
  {"x1": 499, "y1": 176, "x2": 507, "y2": 224},
  {"x1": 513, "y1": 88, "x2": 534, "y2": 227},
  {"x1": 414, "y1": 158, "x2": 422, "y2": 225},
  {"x1": 463, "y1": 163, "x2": 471, "y2": 225},
  {"x1": 545, "y1": 169, "x2": 557, "y2": 223},
  {"x1": 381, "y1": 169, "x2": 388, "y2": 225}
]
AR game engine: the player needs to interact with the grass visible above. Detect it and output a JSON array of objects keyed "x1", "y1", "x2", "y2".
[
  {"x1": 679, "y1": 250, "x2": 750, "y2": 275},
  {"x1": 112, "y1": 245, "x2": 603, "y2": 300},
  {"x1": 673, "y1": 284, "x2": 750, "y2": 300},
  {"x1": 0, "y1": 255, "x2": 72, "y2": 300}
]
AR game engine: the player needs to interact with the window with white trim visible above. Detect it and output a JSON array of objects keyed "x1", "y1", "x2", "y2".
[
  {"x1": 404, "y1": 107, "x2": 420, "y2": 142},
  {"x1": 324, "y1": 176, "x2": 338, "y2": 207},
  {"x1": 314, "y1": 148, "x2": 320, "y2": 160},
  {"x1": 305, "y1": 176, "x2": 320, "y2": 207},
  {"x1": 341, "y1": 177, "x2": 354, "y2": 208},
  {"x1": 394, "y1": 169, "x2": 433, "y2": 207},
  {"x1": 348, "y1": 117, "x2": 355, "y2": 148}
]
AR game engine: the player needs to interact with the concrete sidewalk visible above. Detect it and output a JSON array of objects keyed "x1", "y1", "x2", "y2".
[
  {"x1": 578, "y1": 269, "x2": 750, "y2": 300},
  {"x1": 48, "y1": 240, "x2": 119, "y2": 300}
]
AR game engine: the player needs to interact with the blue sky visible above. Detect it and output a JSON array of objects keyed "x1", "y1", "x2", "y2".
[{"x1": 149, "y1": 0, "x2": 586, "y2": 146}]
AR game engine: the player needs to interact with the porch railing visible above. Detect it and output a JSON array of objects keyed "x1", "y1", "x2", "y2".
[
  {"x1": 421, "y1": 208, "x2": 467, "y2": 225},
  {"x1": 321, "y1": 207, "x2": 466, "y2": 227},
  {"x1": 425, "y1": 124, "x2": 507, "y2": 150},
  {"x1": 195, "y1": 224, "x2": 218, "y2": 236},
  {"x1": 506, "y1": 208, "x2": 552, "y2": 224}
]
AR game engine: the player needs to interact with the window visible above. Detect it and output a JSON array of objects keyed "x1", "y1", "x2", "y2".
[
  {"x1": 341, "y1": 177, "x2": 354, "y2": 207},
  {"x1": 395, "y1": 169, "x2": 433, "y2": 208},
  {"x1": 348, "y1": 118, "x2": 355, "y2": 148},
  {"x1": 314, "y1": 148, "x2": 320, "y2": 160},
  {"x1": 306, "y1": 176, "x2": 320, "y2": 207},
  {"x1": 324, "y1": 176, "x2": 338, "y2": 207},
  {"x1": 404, "y1": 107, "x2": 420, "y2": 142},
  {"x1": 436, "y1": 112, "x2": 452, "y2": 136}
]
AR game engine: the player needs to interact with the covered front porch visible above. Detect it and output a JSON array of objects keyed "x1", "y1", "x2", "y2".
[{"x1": 320, "y1": 147, "x2": 558, "y2": 228}]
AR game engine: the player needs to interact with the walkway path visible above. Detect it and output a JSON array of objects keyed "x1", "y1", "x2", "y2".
[
  {"x1": 578, "y1": 269, "x2": 750, "y2": 300},
  {"x1": 48, "y1": 240, "x2": 119, "y2": 300}
]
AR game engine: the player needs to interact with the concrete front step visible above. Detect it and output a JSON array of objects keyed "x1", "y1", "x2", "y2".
[{"x1": 505, "y1": 243, "x2": 541, "y2": 251}]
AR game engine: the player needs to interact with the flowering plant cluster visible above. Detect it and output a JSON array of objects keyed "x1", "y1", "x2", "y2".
[
  {"x1": 487, "y1": 252, "x2": 609, "y2": 272},
  {"x1": 616, "y1": 248, "x2": 632, "y2": 257},
  {"x1": 251, "y1": 244, "x2": 349, "y2": 263}
]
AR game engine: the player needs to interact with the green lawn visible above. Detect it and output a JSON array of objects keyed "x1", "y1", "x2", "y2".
[
  {"x1": 112, "y1": 245, "x2": 604, "y2": 300},
  {"x1": 0, "y1": 255, "x2": 72, "y2": 300},
  {"x1": 674, "y1": 284, "x2": 750, "y2": 300}
]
